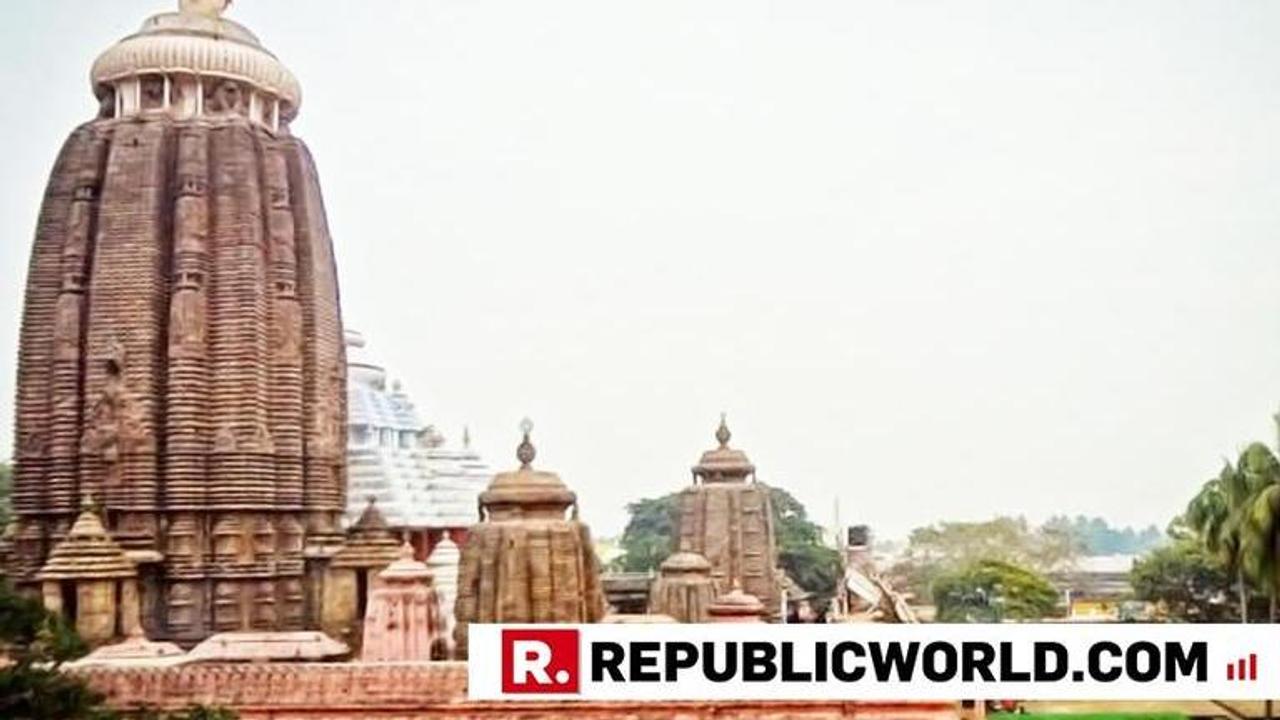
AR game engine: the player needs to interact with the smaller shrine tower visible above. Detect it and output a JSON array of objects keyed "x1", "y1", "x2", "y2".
[
  {"x1": 322, "y1": 499, "x2": 401, "y2": 643},
  {"x1": 674, "y1": 415, "x2": 781, "y2": 618},
  {"x1": 36, "y1": 498, "x2": 140, "y2": 646},
  {"x1": 360, "y1": 542, "x2": 443, "y2": 662},
  {"x1": 452, "y1": 420, "x2": 605, "y2": 657},
  {"x1": 648, "y1": 548, "x2": 715, "y2": 622}
]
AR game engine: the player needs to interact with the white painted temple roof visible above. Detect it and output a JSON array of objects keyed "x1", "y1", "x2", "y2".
[{"x1": 344, "y1": 330, "x2": 491, "y2": 529}]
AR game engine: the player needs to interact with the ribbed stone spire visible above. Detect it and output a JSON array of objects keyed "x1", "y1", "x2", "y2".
[{"x1": 8, "y1": 0, "x2": 348, "y2": 643}]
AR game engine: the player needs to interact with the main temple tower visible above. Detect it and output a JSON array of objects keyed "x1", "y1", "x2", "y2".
[{"x1": 7, "y1": 0, "x2": 347, "y2": 643}]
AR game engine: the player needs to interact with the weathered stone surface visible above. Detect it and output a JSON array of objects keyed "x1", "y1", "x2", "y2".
[
  {"x1": 425, "y1": 536, "x2": 461, "y2": 655},
  {"x1": 707, "y1": 583, "x2": 767, "y2": 623},
  {"x1": 7, "y1": 2, "x2": 347, "y2": 645},
  {"x1": 66, "y1": 628, "x2": 188, "y2": 668},
  {"x1": 453, "y1": 423, "x2": 606, "y2": 656},
  {"x1": 674, "y1": 416, "x2": 782, "y2": 618},
  {"x1": 323, "y1": 499, "x2": 402, "y2": 643},
  {"x1": 648, "y1": 550, "x2": 715, "y2": 622},
  {"x1": 185, "y1": 631, "x2": 348, "y2": 663},
  {"x1": 36, "y1": 502, "x2": 141, "y2": 644},
  {"x1": 75, "y1": 662, "x2": 960, "y2": 719},
  {"x1": 360, "y1": 543, "x2": 443, "y2": 662}
]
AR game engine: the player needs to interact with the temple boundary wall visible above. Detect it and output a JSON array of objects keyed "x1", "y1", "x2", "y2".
[{"x1": 76, "y1": 661, "x2": 960, "y2": 719}]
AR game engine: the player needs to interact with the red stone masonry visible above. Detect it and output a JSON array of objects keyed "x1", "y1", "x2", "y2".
[
  {"x1": 9, "y1": 113, "x2": 347, "y2": 643},
  {"x1": 76, "y1": 662, "x2": 960, "y2": 720}
]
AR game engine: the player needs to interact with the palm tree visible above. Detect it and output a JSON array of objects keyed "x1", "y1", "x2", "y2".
[
  {"x1": 1186, "y1": 464, "x2": 1250, "y2": 622},
  {"x1": 1239, "y1": 442, "x2": 1280, "y2": 621}
]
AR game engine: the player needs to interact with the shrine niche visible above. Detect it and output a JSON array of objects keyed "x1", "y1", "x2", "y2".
[
  {"x1": 6, "y1": 0, "x2": 346, "y2": 644},
  {"x1": 324, "y1": 499, "x2": 401, "y2": 644},
  {"x1": 36, "y1": 500, "x2": 141, "y2": 646}
]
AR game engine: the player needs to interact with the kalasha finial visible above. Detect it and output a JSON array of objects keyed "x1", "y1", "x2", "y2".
[
  {"x1": 397, "y1": 540, "x2": 415, "y2": 561},
  {"x1": 517, "y1": 417, "x2": 536, "y2": 469},
  {"x1": 715, "y1": 412, "x2": 731, "y2": 448},
  {"x1": 80, "y1": 492, "x2": 97, "y2": 512},
  {"x1": 463, "y1": 425, "x2": 472, "y2": 450},
  {"x1": 180, "y1": 0, "x2": 232, "y2": 17}
]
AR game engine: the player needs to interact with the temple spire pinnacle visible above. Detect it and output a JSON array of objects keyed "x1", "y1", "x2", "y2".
[
  {"x1": 179, "y1": 0, "x2": 231, "y2": 17},
  {"x1": 516, "y1": 417, "x2": 536, "y2": 469},
  {"x1": 715, "y1": 412, "x2": 731, "y2": 448}
]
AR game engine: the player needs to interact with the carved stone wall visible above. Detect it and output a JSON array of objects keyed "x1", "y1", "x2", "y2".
[
  {"x1": 9, "y1": 113, "x2": 346, "y2": 643},
  {"x1": 76, "y1": 663, "x2": 960, "y2": 720}
]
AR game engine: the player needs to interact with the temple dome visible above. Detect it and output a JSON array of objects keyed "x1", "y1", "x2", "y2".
[
  {"x1": 693, "y1": 414, "x2": 755, "y2": 481},
  {"x1": 480, "y1": 421, "x2": 576, "y2": 517},
  {"x1": 660, "y1": 550, "x2": 712, "y2": 575},
  {"x1": 481, "y1": 470, "x2": 576, "y2": 512},
  {"x1": 90, "y1": 1, "x2": 302, "y2": 120}
]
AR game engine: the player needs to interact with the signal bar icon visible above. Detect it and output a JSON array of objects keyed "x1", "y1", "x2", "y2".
[{"x1": 1226, "y1": 653, "x2": 1257, "y2": 681}]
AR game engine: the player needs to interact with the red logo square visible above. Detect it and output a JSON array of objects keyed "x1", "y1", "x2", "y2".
[{"x1": 501, "y1": 628, "x2": 580, "y2": 694}]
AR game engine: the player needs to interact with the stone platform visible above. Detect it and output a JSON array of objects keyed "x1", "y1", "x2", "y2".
[{"x1": 77, "y1": 662, "x2": 960, "y2": 719}]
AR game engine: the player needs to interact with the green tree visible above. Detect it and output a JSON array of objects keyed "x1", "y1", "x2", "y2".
[
  {"x1": 892, "y1": 516, "x2": 1078, "y2": 602},
  {"x1": 614, "y1": 486, "x2": 842, "y2": 605},
  {"x1": 1130, "y1": 538, "x2": 1236, "y2": 622},
  {"x1": 1239, "y1": 442, "x2": 1280, "y2": 621},
  {"x1": 1185, "y1": 466, "x2": 1248, "y2": 621},
  {"x1": 614, "y1": 495, "x2": 679, "y2": 573},
  {"x1": 932, "y1": 559, "x2": 1060, "y2": 622},
  {"x1": 1184, "y1": 444, "x2": 1280, "y2": 623},
  {"x1": 0, "y1": 580, "x2": 102, "y2": 720},
  {"x1": 768, "y1": 487, "x2": 842, "y2": 604},
  {"x1": 1042, "y1": 515, "x2": 1162, "y2": 556},
  {"x1": 0, "y1": 581, "x2": 237, "y2": 720}
]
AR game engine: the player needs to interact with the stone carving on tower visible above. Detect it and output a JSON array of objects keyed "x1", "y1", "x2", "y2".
[
  {"x1": 453, "y1": 420, "x2": 606, "y2": 658},
  {"x1": 6, "y1": 0, "x2": 348, "y2": 644},
  {"x1": 673, "y1": 415, "x2": 782, "y2": 619}
]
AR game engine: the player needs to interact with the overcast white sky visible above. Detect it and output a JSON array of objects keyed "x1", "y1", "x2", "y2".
[{"x1": 2, "y1": 1, "x2": 1279, "y2": 540}]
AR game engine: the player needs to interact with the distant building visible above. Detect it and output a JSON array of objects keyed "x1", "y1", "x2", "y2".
[
  {"x1": 1051, "y1": 553, "x2": 1145, "y2": 622},
  {"x1": 343, "y1": 330, "x2": 490, "y2": 563}
]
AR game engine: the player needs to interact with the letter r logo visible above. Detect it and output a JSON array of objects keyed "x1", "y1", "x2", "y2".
[{"x1": 501, "y1": 629, "x2": 580, "y2": 694}]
